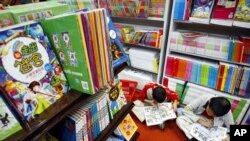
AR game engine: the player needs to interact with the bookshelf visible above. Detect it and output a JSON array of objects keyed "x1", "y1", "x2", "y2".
[
  {"x1": 160, "y1": 0, "x2": 250, "y2": 123},
  {"x1": 111, "y1": 0, "x2": 173, "y2": 83},
  {"x1": 5, "y1": 90, "x2": 137, "y2": 141}
]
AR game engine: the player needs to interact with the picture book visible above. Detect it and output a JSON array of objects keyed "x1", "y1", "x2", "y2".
[
  {"x1": 6, "y1": 1, "x2": 70, "y2": 24},
  {"x1": 0, "y1": 10, "x2": 15, "y2": 29},
  {"x1": 106, "y1": 10, "x2": 128, "y2": 69},
  {"x1": 118, "y1": 114, "x2": 138, "y2": 141},
  {"x1": 0, "y1": 91, "x2": 22, "y2": 140},
  {"x1": 106, "y1": 80, "x2": 127, "y2": 119},
  {"x1": 190, "y1": 0, "x2": 214, "y2": 23},
  {"x1": 0, "y1": 21, "x2": 69, "y2": 122},
  {"x1": 234, "y1": 0, "x2": 250, "y2": 22},
  {"x1": 144, "y1": 102, "x2": 176, "y2": 126},
  {"x1": 190, "y1": 123, "x2": 228, "y2": 141},
  {"x1": 212, "y1": 0, "x2": 238, "y2": 20},
  {"x1": 41, "y1": 13, "x2": 95, "y2": 94}
]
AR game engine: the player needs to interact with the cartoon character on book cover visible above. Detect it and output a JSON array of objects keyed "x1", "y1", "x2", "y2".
[
  {"x1": 0, "y1": 22, "x2": 69, "y2": 122},
  {"x1": 0, "y1": 94, "x2": 22, "y2": 140},
  {"x1": 234, "y1": 0, "x2": 250, "y2": 22},
  {"x1": 192, "y1": 0, "x2": 214, "y2": 18}
]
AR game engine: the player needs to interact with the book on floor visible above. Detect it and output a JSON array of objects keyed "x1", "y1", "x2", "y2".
[
  {"x1": 144, "y1": 102, "x2": 176, "y2": 126},
  {"x1": 190, "y1": 123, "x2": 228, "y2": 141}
]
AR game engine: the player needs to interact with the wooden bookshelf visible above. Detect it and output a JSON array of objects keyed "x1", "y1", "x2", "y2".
[
  {"x1": 6, "y1": 90, "x2": 87, "y2": 141},
  {"x1": 6, "y1": 90, "x2": 138, "y2": 141}
]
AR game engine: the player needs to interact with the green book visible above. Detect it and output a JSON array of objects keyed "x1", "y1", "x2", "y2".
[
  {"x1": 0, "y1": 94, "x2": 22, "y2": 140},
  {"x1": 0, "y1": 10, "x2": 15, "y2": 28},
  {"x1": 41, "y1": 13, "x2": 94, "y2": 94},
  {"x1": 6, "y1": 1, "x2": 69, "y2": 23}
]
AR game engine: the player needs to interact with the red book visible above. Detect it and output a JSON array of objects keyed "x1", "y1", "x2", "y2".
[
  {"x1": 212, "y1": 0, "x2": 239, "y2": 19},
  {"x1": 216, "y1": 64, "x2": 225, "y2": 90}
]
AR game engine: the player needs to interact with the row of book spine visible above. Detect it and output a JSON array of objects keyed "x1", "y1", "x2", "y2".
[
  {"x1": 41, "y1": 8, "x2": 113, "y2": 94},
  {"x1": 56, "y1": 89, "x2": 110, "y2": 141},
  {"x1": 170, "y1": 31, "x2": 250, "y2": 64},
  {"x1": 165, "y1": 55, "x2": 250, "y2": 98}
]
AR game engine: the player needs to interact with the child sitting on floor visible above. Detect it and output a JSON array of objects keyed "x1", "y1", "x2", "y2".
[{"x1": 133, "y1": 82, "x2": 179, "y2": 130}]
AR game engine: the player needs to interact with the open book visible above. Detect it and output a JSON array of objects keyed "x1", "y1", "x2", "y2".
[
  {"x1": 144, "y1": 102, "x2": 176, "y2": 126},
  {"x1": 190, "y1": 123, "x2": 228, "y2": 141}
]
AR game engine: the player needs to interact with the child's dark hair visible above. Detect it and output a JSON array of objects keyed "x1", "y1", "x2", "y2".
[
  {"x1": 152, "y1": 86, "x2": 166, "y2": 103},
  {"x1": 209, "y1": 97, "x2": 231, "y2": 117}
]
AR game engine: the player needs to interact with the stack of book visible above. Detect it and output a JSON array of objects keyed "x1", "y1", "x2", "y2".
[
  {"x1": 6, "y1": 1, "x2": 70, "y2": 24},
  {"x1": 129, "y1": 48, "x2": 159, "y2": 73},
  {"x1": 55, "y1": 89, "x2": 110, "y2": 141},
  {"x1": 41, "y1": 9, "x2": 113, "y2": 95},
  {"x1": 165, "y1": 55, "x2": 219, "y2": 88},
  {"x1": 118, "y1": 68, "x2": 156, "y2": 90}
]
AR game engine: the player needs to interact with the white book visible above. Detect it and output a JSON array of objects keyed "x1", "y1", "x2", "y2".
[
  {"x1": 190, "y1": 123, "x2": 227, "y2": 141},
  {"x1": 144, "y1": 102, "x2": 176, "y2": 126}
]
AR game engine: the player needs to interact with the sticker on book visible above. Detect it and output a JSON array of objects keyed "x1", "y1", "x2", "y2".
[
  {"x1": 81, "y1": 81, "x2": 89, "y2": 90},
  {"x1": 1, "y1": 37, "x2": 50, "y2": 84}
]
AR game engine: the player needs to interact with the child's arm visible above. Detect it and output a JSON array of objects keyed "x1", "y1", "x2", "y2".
[
  {"x1": 144, "y1": 99, "x2": 155, "y2": 106},
  {"x1": 172, "y1": 100, "x2": 179, "y2": 112}
]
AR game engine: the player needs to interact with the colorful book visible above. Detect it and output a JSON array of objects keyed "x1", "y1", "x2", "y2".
[
  {"x1": 234, "y1": 0, "x2": 250, "y2": 22},
  {"x1": 7, "y1": 1, "x2": 70, "y2": 24},
  {"x1": 0, "y1": 21, "x2": 69, "y2": 122},
  {"x1": 0, "y1": 10, "x2": 15, "y2": 29},
  {"x1": 212, "y1": 0, "x2": 238, "y2": 20},
  {"x1": 117, "y1": 114, "x2": 138, "y2": 141},
  {"x1": 0, "y1": 91, "x2": 23, "y2": 140},
  {"x1": 41, "y1": 13, "x2": 95, "y2": 94}
]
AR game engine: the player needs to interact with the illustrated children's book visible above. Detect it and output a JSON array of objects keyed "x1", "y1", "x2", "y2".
[
  {"x1": 0, "y1": 21, "x2": 69, "y2": 122},
  {"x1": 144, "y1": 102, "x2": 176, "y2": 126},
  {"x1": 117, "y1": 113, "x2": 138, "y2": 141},
  {"x1": 0, "y1": 89, "x2": 22, "y2": 140},
  {"x1": 190, "y1": 0, "x2": 215, "y2": 23},
  {"x1": 106, "y1": 80, "x2": 127, "y2": 119},
  {"x1": 106, "y1": 10, "x2": 128, "y2": 69},
  {"x1": 234, "y1": 0, "x2": 250, "y2": 22},
  {"x1": 190, "y1": 123, "x2": 228, "y2": 141}
]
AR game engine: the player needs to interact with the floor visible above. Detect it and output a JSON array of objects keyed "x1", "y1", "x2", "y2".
[{"x1": 130, "y1": 112, "x2": 188, "y2": 141}]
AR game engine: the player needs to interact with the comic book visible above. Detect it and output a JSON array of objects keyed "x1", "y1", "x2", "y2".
[
  {"x1": 190, "y1": 123, "x2": 228, "y2": 141},
  {"x1": 0, "y1": 21, "x2": 69, "y2": 122}
]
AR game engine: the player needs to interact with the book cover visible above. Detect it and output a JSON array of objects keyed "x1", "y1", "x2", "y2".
[
  {"x1": 106, "y1": 10, "x2": 128, "y2": 69},
  {"x1": 0, "y1": 10, "x2": 15, "y2": 29},
  {"x1": 118, "y1": 114, "x2": 138, "y2": 141},
  {"x1": 212, "y1": 0, "x2": 238, "y2": 20},
  {"x1": 0, "y1": 22, "x2": 69, "y2": 122},
  {"x1": 144, "y1": 102, "x2": 176, "y2": 126},
  {"x1": 106, "y1": 80, "x2": 127, "y2": 119},
  {"x1": 0, "y1": 90, "x2": 23, "y2": 140},
  {"x1": 7, "y1": 1, "x2": 70, "y2": 23},
  {"x1": 234, "y1": 0, "x2": 250, "y2": 22},
  {"x1": 41, "y1": 14, "x2": 95, "y2": 94}
]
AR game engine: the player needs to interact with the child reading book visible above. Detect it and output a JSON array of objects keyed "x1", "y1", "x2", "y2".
[
  {"x1": 176, "y1": 96, "x2": 234, "y2": 140},
  {"x1": 133, "y1": 82, "x2": 179, "y2": 130}
]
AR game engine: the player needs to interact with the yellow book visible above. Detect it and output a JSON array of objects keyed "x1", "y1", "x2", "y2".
[
  {"x1": 77, "y1": 14, "x2": 95, "y2": 93},
  {"x1": 95, "y1": 10, "x2": 108, "y2": 84},
  {"x1": 221, "y1": 65, "x2": 228, "y2": 91},
  {"x1": 87, "y1": 11, "x2": 104, "y2": 89},
  {"x1": 118, "y1": 114, "x2": 138, "y2": 141}
]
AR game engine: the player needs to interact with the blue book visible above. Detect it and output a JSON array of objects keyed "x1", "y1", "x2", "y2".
[
  {"x1": 106, "y1": 10, "x2": 128, "y2": 69},
  {"x1": 228, "y1": 41, "x2": 234, "y2": 61},
  {"x1": 225, "y1": 66, "x2": 233, "y2": 93},
  {"x1": 174, "y1": 0, "x2": 186, "y2": 20}
]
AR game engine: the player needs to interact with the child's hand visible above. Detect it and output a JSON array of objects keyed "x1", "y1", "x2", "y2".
[{"x1": 197, "y1": 119, "x2": 213, "y2": 128}]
